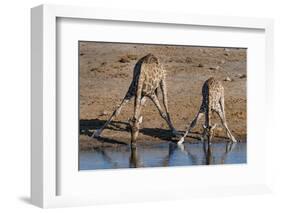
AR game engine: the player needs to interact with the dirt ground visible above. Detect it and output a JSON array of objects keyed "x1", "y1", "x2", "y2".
[{"x1": 79, "y1": 42, "x2": 247, "y2": 150}]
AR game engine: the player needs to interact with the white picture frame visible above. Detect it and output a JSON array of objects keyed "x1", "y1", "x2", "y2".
[{"x1": 31, "y1": 4, "x2": 274, "y2": 208}]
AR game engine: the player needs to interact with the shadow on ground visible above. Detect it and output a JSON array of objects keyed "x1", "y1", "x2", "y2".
[{"x1": 79, "y1": 119, "x2": 218, "y2": 145}]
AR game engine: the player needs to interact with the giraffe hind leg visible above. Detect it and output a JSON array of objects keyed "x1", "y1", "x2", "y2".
[
  {"x1": 219, "y1": 97, "x2": 237, "y2": 142},
  {"x1": 215, "y1": 106, "x2": 237, "y2": 143},
  {"x1": 149, "y1": 93, "x2": 178, "y2": 136},
  {"x1": 218, "y1": 97, "x2": 231, "y2": 138},
  {"x1": 160, "y1": 80, "x2": 179, "y2": 136}
]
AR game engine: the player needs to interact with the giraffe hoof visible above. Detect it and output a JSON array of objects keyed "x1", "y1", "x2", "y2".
[
  {"x1": 177, "y1": 143, "x2": 185, "y2": 151},
  {"x1": 230, "y1": 137, "x2": 237, "y2": 143},
  {"x1": 91, "y1": 129, "x2": 101, "y2": 138},
  {"x1": 177, "y1": 137, "x2": 185, "y2": 145}
]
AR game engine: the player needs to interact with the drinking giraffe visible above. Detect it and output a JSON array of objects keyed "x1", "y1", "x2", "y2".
[
  {"x1": 92, "y1": 53, "x2": 178, "y2": 145},
  {"x1": 177, "y1": 77, "x2": 237, "y2": 144}
]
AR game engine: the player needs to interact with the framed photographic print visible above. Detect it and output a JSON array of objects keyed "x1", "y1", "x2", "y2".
[{"x1": 31, "y1": 4, "x2": 274, "y2": 208}]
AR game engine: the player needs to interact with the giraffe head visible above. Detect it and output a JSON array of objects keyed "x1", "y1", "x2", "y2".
[
  {"x1": 203, "y1": 123, "x2": 217, "y2": 142},
  {"x1": 129, "y1": 116, "x2": 143, "y2": 145}
]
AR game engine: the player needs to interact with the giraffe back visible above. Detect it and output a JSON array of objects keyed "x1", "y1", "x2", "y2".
[
  {"x1": 202, "y1": 77, "x2": 224, "y2": 111},
  {"x1": 135, "y1": 54, "x2": 165, "y2": 96}
]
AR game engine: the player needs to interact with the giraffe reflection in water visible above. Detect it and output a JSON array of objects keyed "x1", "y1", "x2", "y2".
[
  {"x1": 129, "y1": 143, "x2": 179, "y2": 168},
  {"x1": 79, "y1": 140, "x2": 244, "y2": 170}
]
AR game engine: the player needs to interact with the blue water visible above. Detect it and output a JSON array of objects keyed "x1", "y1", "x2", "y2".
[{"x1": 79, "y1": 142, "x2": 246, "y2": 170}]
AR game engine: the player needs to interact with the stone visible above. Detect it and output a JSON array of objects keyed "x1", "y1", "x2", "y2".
[
  {"x1": 99, "y1": 110, "x2": 108, "y2": 116},
  {"x1": 118, "y1": 57, "x2": 130, "y2": 63},
  {"x1": 185, "y1": 57, "x2": 192, "y2": 63},
  {"x1": 209, "y1": 65, "x2": 220, "y2": 71},
  {"x1": 224, "y1": 77, "x2": 232, "y2": 82},
  {"x1": 238, "y1": 74, "x2": 247, "y2": 79}
]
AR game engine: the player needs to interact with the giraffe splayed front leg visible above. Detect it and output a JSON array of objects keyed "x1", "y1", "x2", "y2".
[{"x1": 91, "y1": 96, "x2": 132, "y2": 138}]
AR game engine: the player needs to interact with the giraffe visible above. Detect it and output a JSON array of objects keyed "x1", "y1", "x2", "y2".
[
  {"x1": 177, "y1": 77, "x2": 237, "y2": 145},
  {"x1": 92, "y1": 53, "x2": 178, "y2": 146}
]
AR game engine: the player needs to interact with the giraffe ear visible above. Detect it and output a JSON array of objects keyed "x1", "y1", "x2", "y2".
[
  {"x1": 138, "y1": 116, "x2": 143, "y2": 124},
  {"x1": 202, "y1": 124, "x2": 207, "y2": 129},
  {"x1": 211, "y1": 123, "x2": 217, "y2": 130},
  {"x1": 128, "y1": 118, "x2": 133, "y2": 126}
]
